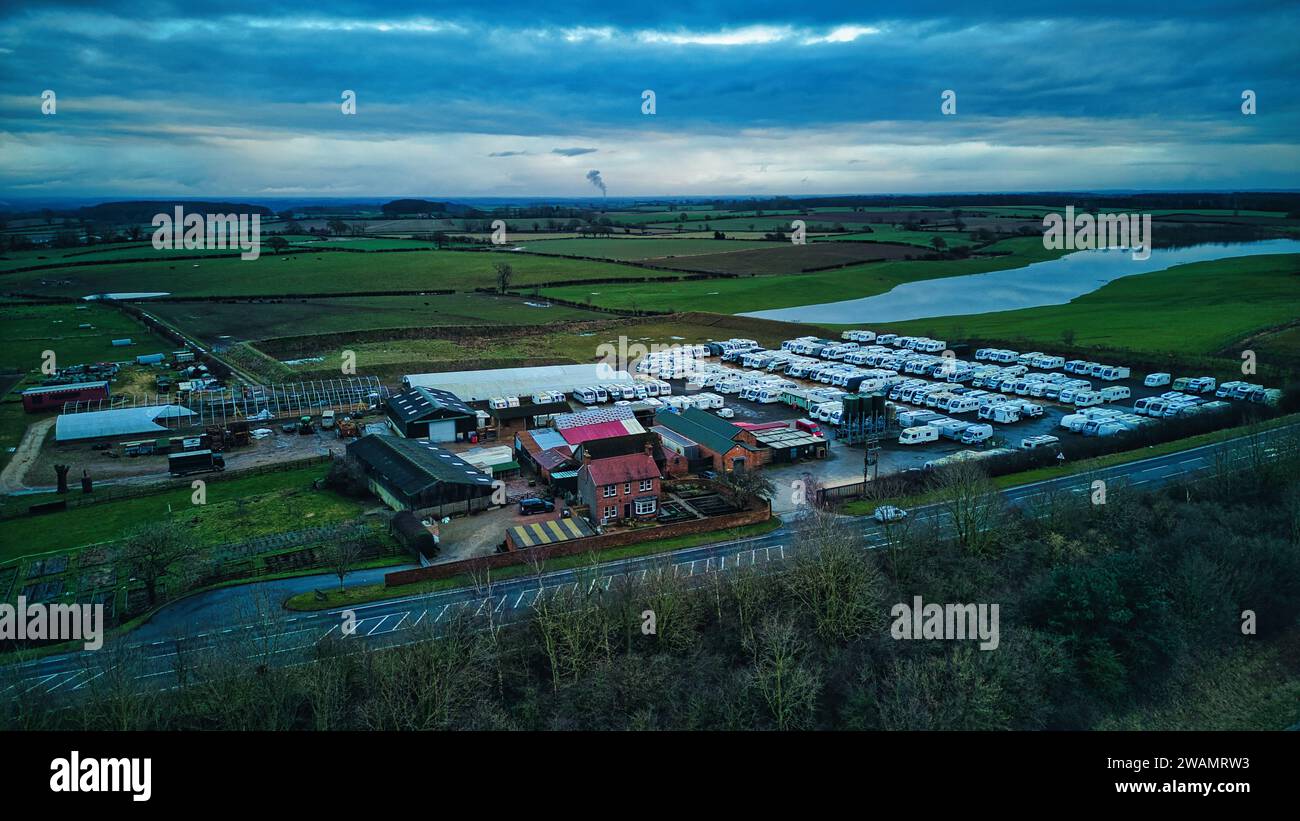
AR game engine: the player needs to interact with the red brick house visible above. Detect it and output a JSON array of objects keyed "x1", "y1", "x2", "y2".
[{"x1": 578, "y1": 451, "x2": 661, "y2": 525}]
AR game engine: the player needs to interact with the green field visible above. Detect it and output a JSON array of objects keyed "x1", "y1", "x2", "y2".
[
  {"x1": 880, "y1": 253, "x2": 1300, "y2": 356},
  {"x1": 149, "y1": 293, "x2": 609, "y2": 343},
  {"x1": 252, "y1": 314, "x2": 828, "y2": 379},
  {"x1": 541, "y1": 237, "x2": 1062, "y2": 314},
  {"x1": 0, "y1": 464, "x2": 358, "y2": 562},
  {"x1": 0, "y1": 248, "x2": 667, "y2": 298},
  {"x1": 0, "y1": 303, "x2": 173, "y2": 373},
  {"x1": 820, "y1": 225, "x2": 982, "y2": 248},
  {"x1": 511, "y1": 237, "x2": 777, "y2": 260}
]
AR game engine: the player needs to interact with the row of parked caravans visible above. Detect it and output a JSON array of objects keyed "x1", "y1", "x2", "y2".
[
  {"x1": 974, "y1": 348, "x2": 1068, "y2": 370},
  {"x1": 573, "y1": 380, "x2": 672, "y2": 405},
  {"x1": 835, "y1": 331, "x2": 949, "y2": 353},
  {"x1": 634, "y1": 344, "x2": 715, "y2": 379},
  {"x1": 488, "y1": 390, "x2": 568, "y2": 409},
  {"x1": 1133, "y1": 392, "x2": 1233, "y2": 419},
  {"x1": 1059, "y1": 407, "x2": 1161, "y2": 437}
]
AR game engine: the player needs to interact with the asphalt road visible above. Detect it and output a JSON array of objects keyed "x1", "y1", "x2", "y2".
[{"x1": 3, "y1": 423, "x2": 1294, "y2": 702}]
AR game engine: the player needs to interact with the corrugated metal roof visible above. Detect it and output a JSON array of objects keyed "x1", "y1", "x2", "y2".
[
  {"x1": 529, "y1": 428, "x2": 570, "y2": 451},
  {"x1": 24, "y1": 380, "x2": 110, "y2": 396},
  {"x1": 347, "y1": 434, "x2": 495, "y2": 495},
  {"x1": 55, "y1": 405, "x2": 196, "y2": 441},
  {"x1": 403, "y1": 364, "x2": 633, "y2": 403},
  {"x1": 386, "y1": 386, "x2": 475, "y2": 423},
  {"x1": 560, "y1": 418, "x2": 645, "y2": 445}
]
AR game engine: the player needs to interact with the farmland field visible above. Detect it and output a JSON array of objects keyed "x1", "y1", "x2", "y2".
[
  {"x1": 148, "y1": 293, "x2": 609, "y2": 344},
  {"x1": 639, "y1": 241, "x2": 923, "y2": 275},
  {"x1": 0, "y1": 463, "x2": 362, "y2": 562},
  {"x1": 817, "y1": 226, "x2": 981, "y2": 247},
  {"x1": 249, "y1": 313, "x2": 834, "y2": 381},
  {"x1": 0, "y1": 248, "x2": 668, "y2": 298},
  {"x1": 509, "y1": 237, "x2": 777, "y2": 260},
  {"x1": 0, "y1": 302, "x2": 173, "y2": 373},
  {"x1": 542, "y1": 237, "x2": 1061, "y2": 313},
  {"x1": 877, "y1": 253, "x2": 1300, "y2": 356}
]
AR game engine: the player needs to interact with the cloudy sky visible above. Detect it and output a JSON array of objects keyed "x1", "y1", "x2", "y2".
[{"x1": 1, "y1": 1, "x2": 1297, "y2": 199}]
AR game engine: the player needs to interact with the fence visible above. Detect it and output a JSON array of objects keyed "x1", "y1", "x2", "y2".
[{"x1": 0, "y1": 453, "x2": 335, "y2": 521}]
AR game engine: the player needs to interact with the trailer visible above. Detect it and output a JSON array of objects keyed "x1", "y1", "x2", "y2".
[
  {"x1": 168, "y1": 449, "x2": 226, "y2": 476},
  {"x1": 899, "y1": 425, "x2": 939, "y2": 445}
]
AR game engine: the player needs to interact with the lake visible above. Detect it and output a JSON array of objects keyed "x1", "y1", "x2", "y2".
[{"x1": 741, "y1": 239, "x2": 1300, "y2": 324}]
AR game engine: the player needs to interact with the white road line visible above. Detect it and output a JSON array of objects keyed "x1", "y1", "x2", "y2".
[
  {"x1": 412, "y1": 610, "x2": 428, "y2": 627},
  {"x1": 365, "y1": 615, "x2": 392, "y2": 636},
  {"x1": 43, "y1": 670, "x2": 86, "y2": 693},
  {"x1": 318, "y1": 623, "x2": 339, "y2": 642},
  {"x1": 21, "y1": 674, "x2": 58, "y2": 694},
  {"x1": 494, "y1": 595, "x2": 508, "y2": 614},
  {"x1": 72, "y1": 669, "x2": 106, "y2": 691},
  {"x1": 434, "y1": 604, "x2": 451, "y2": 622},
  {"x1": 392, "y1": 612, "x2": 411, "y2": 631}
]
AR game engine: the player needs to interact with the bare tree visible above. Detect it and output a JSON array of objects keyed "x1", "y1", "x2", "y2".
[
  {"x1": 934, "y1": 460, "x2": 1005, "y2": 558},
  {"x1": 121, "y1": 520, "x2": 187, "y2": 607},
  {"x1": 747, "y1": 616, "x2": 822, "y2": 730},
  {"x1": 323, "y1": 531, "x2": 366, "y2": 592},
  {"x1": 493, "y1": 262, "x2": 514, "y2": 293}
]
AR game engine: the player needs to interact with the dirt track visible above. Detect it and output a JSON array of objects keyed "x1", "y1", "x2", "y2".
[{"x1": 0, "y1": 416, "x2": 54, "y2": 493}]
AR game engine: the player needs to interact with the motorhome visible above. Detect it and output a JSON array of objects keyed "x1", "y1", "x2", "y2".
[
  {"x1": 575, "y1": 387, "x2": 599, "y2": 404},
  {"x1": 1099, "y1": 385, "x2": 1130, "y2": 402},
  {"x1": 1032, "y1": 355, "x2": 1066, "y2": 370},
  {"x1": 1144, "y1": 372, "x2": 1171, "y2": 388},
  {"x1": 899, "y1": 425, "x2": 940, "y2": 445},
  {"x1": 1186, "y1": 376, "x2": 1218, "y2": 395}
]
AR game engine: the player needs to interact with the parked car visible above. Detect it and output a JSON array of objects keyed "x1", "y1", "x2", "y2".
[
  {"x1": 716, "y1": 407, "x2": 735, "y2": 418},
  {"x1": 518, "y1": 498, "x2": 555, "y2": 515},
  {"x1": 872, "y1": 505, "x2": 909, "y2": 523}
]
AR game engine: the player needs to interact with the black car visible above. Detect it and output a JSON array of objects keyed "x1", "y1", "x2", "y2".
[{"x1": 518, "y1": 497, "x2": 555, "y2": 515}]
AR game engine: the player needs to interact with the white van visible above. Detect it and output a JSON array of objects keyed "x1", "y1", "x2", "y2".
[
  {"x1": 899, "y1": 426, "x2": 940, "y2": 445},
  {"x1": 960, "y1": 424, "x2": 994, "y2": 444}
]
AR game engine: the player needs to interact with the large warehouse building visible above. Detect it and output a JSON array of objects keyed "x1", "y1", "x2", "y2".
[
  {"x1": 346, "y1": 433, "x2": 497, "y2": 515},
  {"x1": 384, "y1": 386, "x2": 479, "y2": 441},
  {"x1": 402, "y1": 364, "x2": 633, "y2": 403}
]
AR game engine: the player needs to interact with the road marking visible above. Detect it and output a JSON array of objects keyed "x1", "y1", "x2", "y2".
[
  {"x1": 412, "y1": 610, "x2": 428, "y2": 627},
  {"x1": 72, "y1": 669, "x2": 106, "y2": 691},
  {"x1": 365, "y1": 615, "x2": 392, "y2": 636},
  {"x1": 434, "y1": 604, "x2": 451, "y2": 623}
]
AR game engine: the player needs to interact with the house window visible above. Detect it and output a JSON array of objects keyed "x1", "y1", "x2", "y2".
[
  {"x1": 604, "y1": 505, "x2": 618, "y2": 522},
  {"x1": 635, "y1": 499, "x2": 657, "y2": 515},
  {"x1": 603, "y1": 484, "x2": 616, "y2": 498},
  {"x1": 639, "y1": 479, "x2": 653, "y2": 492},
  {"x1": 624, "y1": 482, "x2": 631, "y2": 494}
]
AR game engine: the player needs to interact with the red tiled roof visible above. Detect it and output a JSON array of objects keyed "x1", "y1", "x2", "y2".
[{"x1": 580, "y1": 452, "x2": 660, "y2": 486}]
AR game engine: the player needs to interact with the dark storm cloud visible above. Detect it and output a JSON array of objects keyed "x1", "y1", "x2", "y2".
[{"x1": 0, "y1": 1, "x2": 1296, "y2": 195}]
